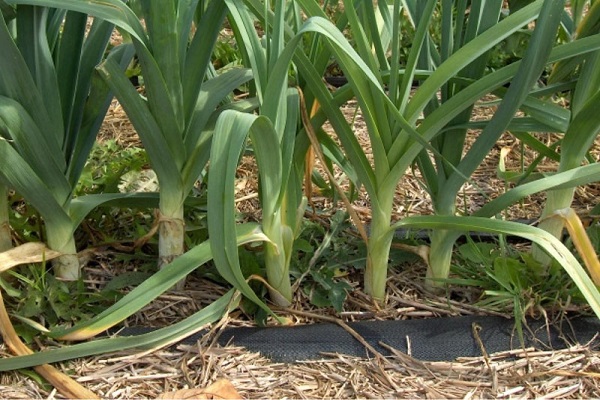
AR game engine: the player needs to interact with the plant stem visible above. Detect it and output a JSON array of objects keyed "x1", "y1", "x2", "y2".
[
  {"x1": 425, "y1": 194, "x2": 462, "y2": 288},
  {"x1": 426, "y1": 229, "x2": 461, "y2": 288},
  {"x1": 158, "y1": 204, "x2": 186, "y2": 288},
  {"x1": 533, "y1": 187, "x2": 575, "y2": 264},
  {"x1": 46, "y1": 225, "x2": 79, "y2": 280},
  {"x1": 263, "y1": 214, "x2": 294, "y2": 306},
  {"x1": 0, "y1": 184, "x2": 11, "y2": 252},
  {"x1": 364, "y1": 207, "x2": 394, "y2": 302}
]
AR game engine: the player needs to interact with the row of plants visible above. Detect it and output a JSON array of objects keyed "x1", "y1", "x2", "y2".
[{"x1": 1, "y1": 0, "x2": 600, "y2": 373}]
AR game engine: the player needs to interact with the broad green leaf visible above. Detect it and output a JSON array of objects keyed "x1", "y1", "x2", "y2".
[
  {"x1": 294, "y1": 56, "x2": 378, "y2": 196},
  {"x1": 140, "y1": 1, "x2": 182, "y2": 118},
  {"x1": 0, "y1": 97, "x2": 69, "y2": 198},
  {"x1": 226, "y1": 0, "x2": 269, "y2": 102},
  {"x1": 405, "y1": 0, "x2": 544, "y2": 122},
  {"x1": 184, "y1": 68, "x2": 253, "y2": 152},
  {"x1": 393, "y1": 33, "x2": 600, "y2": 176},
  {"x1": 51, "y1": 223, "x2": 265, "y2": 340},
  {"x1": 514, "y1": 93, "x2": 571, "y2": 133},
  {"x1": 0, "y1": 12, "x2": 55, "y2": 141},
  {"x1": 96, "y1": 58, "x2": 183, "y2": 199},
  {"x1": 55, "y1": 11, "x2": 87, "y2": 130},
  {"x1": 445, "y1": 118, "x2": 561, "y2": 137},
  {"x1": 182, "y1": 0, "x2": 228, "y2": 118},
  {"x1": 250, "y1": 118, "x2": 283, "y2": 220},
  {"x1": 444, "y1": 0, "x2": 566, "y2": 198},
  {"x1": 391, "y1": 215, "x2": 600, "y2": 318},
  {"x1": 6, "y1": 0, "x2": 148, "y2": 44},
  {"x1": 0, "y1": 138, "x2": 71, "y2": 230},
  {"x1": 477, "y1": 163, "x2": 600, "y2": 217},
  {"x1": 209, "y1": 110, "x2": 274, "y2": 314},
  {"x1": 560, "y1": 73, "x2": 600, "y2": 170},
  {"x1": 396, "y1": 0, "x2": 436, "y2": 115},
  {"x1": 0, "y1": 290, "x2": 238, "y2": 371},
  {"x1": 68, "y1": 42, "x2": 135, "y2": 185},
  {"x1": 16, "y1": 6, "x2": 64, "y2": 138}
]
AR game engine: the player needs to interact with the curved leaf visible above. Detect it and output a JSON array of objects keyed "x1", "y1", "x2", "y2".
[
  {"x1": 0, "y1": 97, "x2": 69, "y2": 195},
  {"x1": 96, "y1": 58, "x2": 183, "y2": 196},
  {"x1": 0, "y1": 290, "x2": 237, "y2": 371},
  {"x1": 6, "y1": 0, "x2": 148, "y2": 44},
  {"x1": 392, "y1": 215, "x2": 600, "y2": 318},
  {"x1": 51, "y1": 223, "x2": 266, "y2": 340},
  {"x1": 208, "y1": 110, "x2": 274, "y2": 314}
]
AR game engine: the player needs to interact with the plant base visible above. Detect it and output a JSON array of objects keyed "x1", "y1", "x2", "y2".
[
  {"x1": 158, "y1": 210, "x2": 186, "y2": 290},
  {"x1": 425, "y1": 229, "x2": 462, "y2": 293}
]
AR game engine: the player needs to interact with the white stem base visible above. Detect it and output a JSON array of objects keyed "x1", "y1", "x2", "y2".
[{"x1": 158, "y1": 208, "x2": 185, "y2": 290}]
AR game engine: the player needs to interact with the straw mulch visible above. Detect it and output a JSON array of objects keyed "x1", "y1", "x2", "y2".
[
  {"x1": 2, "y1": 93, "x2": 600, "y2": 398},
  {"x1": 2, "y1": 266, "x2": 599, "y2": 399},
  {"x1": 2, "y1": 264, "x2": 600, "y2": 399},
  {"x1": 5, "y1": 336, "x2": 599, "y2": 399}
]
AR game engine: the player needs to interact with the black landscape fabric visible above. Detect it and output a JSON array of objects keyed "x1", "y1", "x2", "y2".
[
  {"x1": 108, "y1": 315, "x2": 600, "y2": 363},
  {"x1": 197, "y1": 315, "x2": 600, "y2": 363}
]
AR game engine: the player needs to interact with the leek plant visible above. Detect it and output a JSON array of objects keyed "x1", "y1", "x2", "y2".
[
  {"x1": 208, "y1": 0, "x2": 396, "y2": 305},
  {"x1": 95, "y1": 1, "x2": 254, "y2": 276},
  {"x1": 209, "y1": 0, "x2": 398, "y2": 306},
  {"x1": 0, "y1": 3, "x2": 14, "y2": 253},
  {"x1": 13, "y1": 0, "x2": 256, "y2": 281},
  {"x1": 292, "y1": 0, "x2": 560, "y2": 300},
  {"x1": 0, "y1": 5, "x2": 133, "y2": 279},
  {"x1": 208, "y1": 0, "x2": 307, "y2": 306},
  {"x1": 409, "y1": 0, "x2": 504, "y2": 285},
  {"x1": 231, "y1": 0, "x2": 600, "y2": 306},
  {"x1": 532, "y1": 2, "x2": 600, "y2": 262},
  {"x1": 407, "y1": 0, "x2": 567, "y2": 286}
]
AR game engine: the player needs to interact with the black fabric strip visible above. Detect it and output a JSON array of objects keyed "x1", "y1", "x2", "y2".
[{"x1": 119, "y1": 315, "x2": 600, "y2": 363}]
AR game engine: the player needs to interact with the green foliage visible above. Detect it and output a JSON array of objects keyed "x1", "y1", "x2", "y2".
[
  {"x1": 212, "y1": 35, "x2": 243, "y2": 70},
  {"x1": 453, "y1": 240, "x2": 581, "y2": 310},
  {"x1": 450, "y1": 239, "x2": 585, "y2": 343},
  {"x1": 2, "y1": 263, "x2": 118, "y2": 342},
  {"x1": 291, "y1": 211, "x2": 356, "y2": 312},
  {"x1": 77, "y1": 140, "x2": 148, "y2": 195},
  {"x1": 532, "y1": 0, "x2": 600, "y2": 261},
  {"x1": 0, "y1": 3, "x2": 134, "y2": 278}
]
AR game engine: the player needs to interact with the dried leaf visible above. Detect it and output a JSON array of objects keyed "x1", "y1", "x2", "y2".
[
  {"x1": 554, "y1": 208, "x2": 600, "y2": 285},
  {"x1": 0, "y1": 242, "x2": 61, "y2": 272},
  {"x1": 157, "y1": 379, "x2": 242, "y2": 399}
]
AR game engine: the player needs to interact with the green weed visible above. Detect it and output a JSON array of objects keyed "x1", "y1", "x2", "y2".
[
  {"x1": 449, "y1": 238, "x2": 585, "y2": 342},
  {"x1": 1, "y1": 263, "x2": 116, "y2": 343},
  {"x1": 77, "y1": 140, "x2": 148, "y2": 195},
  {"x1": 290, "y1": 211, "x2": 359, "y2": 312}
]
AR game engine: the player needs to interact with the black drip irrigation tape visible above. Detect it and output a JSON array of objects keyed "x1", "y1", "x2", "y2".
[{"x1": 119, "y1": 315, "x2": 600, "y2": 363}]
